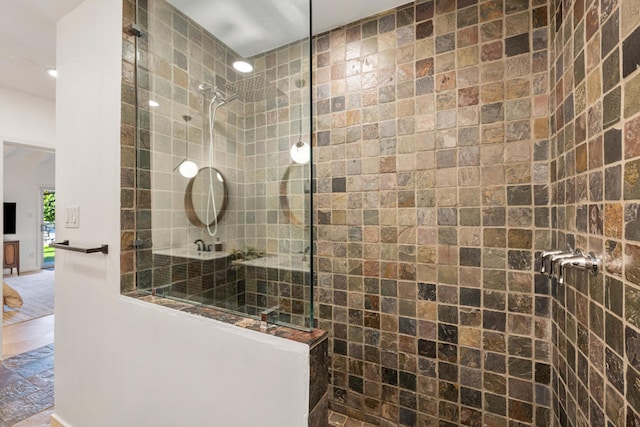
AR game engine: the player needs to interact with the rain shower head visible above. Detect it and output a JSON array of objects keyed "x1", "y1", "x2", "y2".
[
  {"x1": 224, "y1": 76, "x2": 286, "y2": 103},
  {"x1": 198, "y1": 77, "x2": 287, "y2": 104}
]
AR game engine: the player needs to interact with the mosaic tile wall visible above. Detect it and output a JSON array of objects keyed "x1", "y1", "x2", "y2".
[
  {"x1": 548, "y1": 0, "x2": 640, "y2": 424},
  {"x1": 312, "y1": 0, "x2": 553, "y2": 425}
]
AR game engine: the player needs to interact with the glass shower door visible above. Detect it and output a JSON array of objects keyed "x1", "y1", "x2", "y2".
[{"x1": 130, "y1": 0, "x2": 314, "y2": 330}]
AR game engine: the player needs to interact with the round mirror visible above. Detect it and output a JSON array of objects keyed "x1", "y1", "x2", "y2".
[
  {"x1": 280, "y1": 163, "x2": 310, "y2": 229},
  {"x1": 185, "y1": 167, "x2": 228, "y2": 227}
]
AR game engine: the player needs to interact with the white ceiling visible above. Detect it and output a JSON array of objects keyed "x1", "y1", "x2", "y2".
[
  {"x1": 4, "y1": 143, "x2": 55, "y2": 164},
  {"x1": 169, "y1": 0, "x2": 409, "y2": 58},
  {"x1": 0, "y1": 0, "x2": 85, "y2": 100},
  {"x1": 0, "y1": 0, "x2": 408, "y2": 100}
]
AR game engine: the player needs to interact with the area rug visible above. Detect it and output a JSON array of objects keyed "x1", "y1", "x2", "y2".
[{"x1": 2, "y1": 270, "x2": 54, "y2": 325}]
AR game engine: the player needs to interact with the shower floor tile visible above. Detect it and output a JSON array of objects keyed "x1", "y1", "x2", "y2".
[{"x1": 329, "y1": 410, "x2": 378, "y2": 427}]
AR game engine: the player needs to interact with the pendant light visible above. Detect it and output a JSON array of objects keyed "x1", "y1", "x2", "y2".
[
  {"x1": 174, "y1": 115, "x2": 198, "y2": 178},
  {"x1": 290, "y1": 93, "x2": 310, "y2": 164},
  {"x1": 290, "y1": 140, "x2": 310, "y2": 164}
]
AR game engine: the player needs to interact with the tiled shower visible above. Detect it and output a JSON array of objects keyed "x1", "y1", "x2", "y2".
[
  {"x1": 313, "y1": 1, "x2": 553, "y2": 424},
  {"x1": 121, "y1": 0, "x2": 314, "y2": 328},
  {"x1": 120, "y1": 0, "x2": 640, "y2": 425}
]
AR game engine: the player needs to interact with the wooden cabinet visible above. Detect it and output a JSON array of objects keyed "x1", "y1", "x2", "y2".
[{"x1": 3, "y1": 240, "x2": 19, "y2": 276}]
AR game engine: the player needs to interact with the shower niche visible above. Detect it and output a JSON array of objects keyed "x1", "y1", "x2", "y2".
[{"x1": 131, "y1": 0, "x2": 313, "y2": 330}]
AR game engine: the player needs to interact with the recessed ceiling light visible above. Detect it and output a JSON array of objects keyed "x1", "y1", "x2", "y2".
[
  {"x1": 149, "y1": 100, "x2": 160, "y2": 107},
  {"x1": 46, "y1": 68, "x2": 57, "y2": 78},
  {"x1": 233, "y1": 60, "x2": 253, "y2": 73}
]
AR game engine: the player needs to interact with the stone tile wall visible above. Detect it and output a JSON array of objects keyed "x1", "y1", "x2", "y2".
[
  {"x1": 121, "y1": 0, "x2": 137, "y2": 293},
  {"x1": 242, "y1": 42, "x2": 312, "y2": 260},
  {"x1": 312, "y1": 0, "x2": 553, "y2": 425},
  {"x1": 121, "y1": 0, "x2": 247, "y2": 292},
  {"x1": 137, "y1": 0, "x2": 246, "y2": 257},
  {"x1": 243, "y1": 264, "x2": 313, "y2": 326},
  {"x1": 152, "y1": 254, "x2": 244, "y2": 308},
  {"x1": 549, "y1": 0, "x2": 640, "y2": 424}
]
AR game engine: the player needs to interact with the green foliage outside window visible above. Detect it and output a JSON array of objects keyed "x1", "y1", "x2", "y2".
[{"x1": 43, "y1": 191, "x2": 55, "y2": 223}]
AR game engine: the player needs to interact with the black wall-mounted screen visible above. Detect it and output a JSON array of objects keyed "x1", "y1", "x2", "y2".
[{"x1": 4, "y1": 202, "x2": 16, "y2": 235}]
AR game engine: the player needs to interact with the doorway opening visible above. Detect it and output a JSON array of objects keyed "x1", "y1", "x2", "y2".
[{"x1": 2, "y1": 143, "x2": 56, "y2": 361}]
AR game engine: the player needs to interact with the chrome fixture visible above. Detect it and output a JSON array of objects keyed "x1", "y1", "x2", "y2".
[
  {"x1": 199, "y1": 78, "x2": 286, "y2": 103},
  {"x1": 198, "y1": 83, "x2": 239, "y2": 105},
  {"x1": 557, "y1": 251, "x2": 600, "y2": 285},
  {"x1": 539, "y1": 250, "x2": 563, "y2": 274},
  {"x1": 539, "y1": 249, "x2": 601, "y2": 284},
  {"x1": 548, "y1": 252, "x2": 580, "y2": 277},
  {"x1": 198, "y1": 83, "x2": 240, "y2": 238},
  {"x1": 260, "y1": 307, "x2": 279, "y2": 329}
]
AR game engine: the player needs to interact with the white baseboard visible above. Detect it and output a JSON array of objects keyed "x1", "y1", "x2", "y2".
[{"x1": 51, "y1": 413, "x2": 71, "y2": 427}]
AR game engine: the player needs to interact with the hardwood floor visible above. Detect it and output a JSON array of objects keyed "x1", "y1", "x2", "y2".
[
  {"x1": 2, "y1": 315, "x2": 54, "y2": 359},
  {"x1": 11, "y1": 408, "x2": 54, "y2": 427}
]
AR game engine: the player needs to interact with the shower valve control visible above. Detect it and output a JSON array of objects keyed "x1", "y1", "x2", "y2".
[
  {"x1": 538, "y1": 248, "x2": 601, "y2": 284},
  {"x1": 65, "y1": 206, "x2": 80, "y2": 228}
]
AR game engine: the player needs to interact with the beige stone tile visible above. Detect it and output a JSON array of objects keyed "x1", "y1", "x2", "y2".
[{"x1": 625, "y1": 72, "x2": 640, "y2": 118}]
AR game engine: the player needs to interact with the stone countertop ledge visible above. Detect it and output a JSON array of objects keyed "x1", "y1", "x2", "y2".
[
  {"x1": 124, "y1": 291, "x2": 327, "y2": 347},
  {"x1": 152, "y1": 247, "x2": 230, "y2": 261}
]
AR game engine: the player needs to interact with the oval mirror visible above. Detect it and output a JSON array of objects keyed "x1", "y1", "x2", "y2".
[
  {"x1": 280, "y1": 162, "x2": 310, "y2": 229},
  {"x1": 185, "y1": 167, "x2": 228, "y2": 227}
]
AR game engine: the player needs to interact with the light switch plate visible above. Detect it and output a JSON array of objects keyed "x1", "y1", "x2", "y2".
[{"x1": 65, "y1": 206, "x2": 80, "y2": 228}]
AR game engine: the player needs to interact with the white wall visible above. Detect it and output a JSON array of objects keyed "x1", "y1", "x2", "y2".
[
  {"x1": 0, "y1": 86, "x2": 55, "y2": 149},
  {"x1": 54, "y1": 1, "x2": 310, "y2": 426},
  {"x1": 3, "y1": 148, "x2": 55, "y2": 272}
]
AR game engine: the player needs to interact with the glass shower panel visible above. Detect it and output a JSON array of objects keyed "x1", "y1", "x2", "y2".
[{"x1": 133, "y1": 0, "x2": 313, "y2": 330}]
